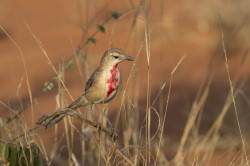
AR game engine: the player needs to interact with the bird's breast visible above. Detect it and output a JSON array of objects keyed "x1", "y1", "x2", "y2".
[
  {"x1": 106, "y1": 65, "x2": 120, "y2": 97},
  {"x1": 86, "y1": 65, "x2": 120, "y2": 104}
]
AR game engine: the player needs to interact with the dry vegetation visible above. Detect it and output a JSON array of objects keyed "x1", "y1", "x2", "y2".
[{"x1": 1, "y1": 0, "x2": 250, "y2": 165}]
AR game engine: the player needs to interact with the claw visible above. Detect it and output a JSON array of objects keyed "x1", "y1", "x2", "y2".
[
  {"x1": 95, "y1": 121, "x2": 102, "y2": 132},
  {"x1": 109, "y1": 127, "x2": 118, "y2": 142}
]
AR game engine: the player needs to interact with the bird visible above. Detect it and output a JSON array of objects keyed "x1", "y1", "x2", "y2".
[{"x1": 37, "y1": 48, "x2": 134, "y2": 129}]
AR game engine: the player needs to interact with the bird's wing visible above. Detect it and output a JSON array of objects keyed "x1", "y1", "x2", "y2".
[{"x1": 85, "y1": 69, "x2": 99, "y2": 91}]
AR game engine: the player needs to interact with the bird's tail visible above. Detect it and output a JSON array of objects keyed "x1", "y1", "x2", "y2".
[
  {"x1": 37, "y1": 95, "x2": 89, "y2": 128},
  {"x1": 67, "y1": 94, "x2": 89, "y2": 109}
]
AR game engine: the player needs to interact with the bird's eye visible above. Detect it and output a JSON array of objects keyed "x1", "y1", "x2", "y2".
[{"x1": 113, "y1": 55, "x2": 119, "y2": 59}]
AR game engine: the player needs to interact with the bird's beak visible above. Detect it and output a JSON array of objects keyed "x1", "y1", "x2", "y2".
[{"x1": 124, "y1": 55, "x2": 134, "y2": 61}]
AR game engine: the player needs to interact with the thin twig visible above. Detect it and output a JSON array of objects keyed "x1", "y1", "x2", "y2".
[{"x1": 11, "y1": 126, "x2": 41, "y2": 142}]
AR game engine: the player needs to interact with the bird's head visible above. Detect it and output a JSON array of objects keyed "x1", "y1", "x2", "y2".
[{"x1": 101, "y1": 48, "x2": 134, "y2": 67}]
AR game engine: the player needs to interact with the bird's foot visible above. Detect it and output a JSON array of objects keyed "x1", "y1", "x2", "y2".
[
  {"x1": 109, "y1": 127, "x2": 118, "y2": 142},
  {"x1": 94, "y1": 121, "x2": 102, "y2": 132}
]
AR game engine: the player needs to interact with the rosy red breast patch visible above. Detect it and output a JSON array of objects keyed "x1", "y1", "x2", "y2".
[{"x1": 106, "y1": 66, "x2": 119, "y2": 97}]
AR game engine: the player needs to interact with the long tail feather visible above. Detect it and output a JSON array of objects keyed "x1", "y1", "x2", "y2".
[{"x1": 36, "y1": 95, "x2": 89, "y2": 128}]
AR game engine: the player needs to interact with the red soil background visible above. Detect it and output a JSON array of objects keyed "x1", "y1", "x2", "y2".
[{"x1": 1, "y1": 0, "x2": 250, "y2": 165}]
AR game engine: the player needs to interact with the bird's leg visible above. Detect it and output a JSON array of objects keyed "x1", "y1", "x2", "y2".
[
  {"x1": 102, "y1": 109, "x2": 118, "y2": 141},
  {"x1": 102, "y1": 111, "x2": 113, "y2": 129},
  {"x1": 89, "y1": 105, "x2": 101, "y2": 131}
]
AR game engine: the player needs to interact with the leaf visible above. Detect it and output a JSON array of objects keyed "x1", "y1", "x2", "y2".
[
  {"x1": 30, "y1": 143, "x2": 40, "y2": 154},
  {"x1": 0, "y1": 142, "x2": 4, "y2": 158},
  {"x1": 0, "y1": 142, "x2": 44, "y2": 166},
  {"x1": 96, "y1": 24, "x2": 105, "y2": 33},
  {"x1": 111, "y1": 11, "x2": 122, "y2": 20},
  {"x1": 64, "y1": 60, "x2": 74, "y2": 70},
  {"x1": 0, "y1": 143, "x2": 10, "y2": 162},
  {"x1": 87, "y1": 37, "x2": 97, "y2": 44},
  {"x1": 30, "y1": 143, "x2": 43, "y2": 166},
  {"x1": 4, "y1": 144, "x2": 9, "y2": 162},
  {"x1": 9, "y1": 144, "x2": 18, "y2": 166},
  {"x1": 43, "y1": 81, "x2": 54, "y2": 92},
  {"x1": 21, "y1": 147, "x2": 30, "y2": 166},
  {"x1": 75, "y1": 47, "x2": 81, "y2": 56}
]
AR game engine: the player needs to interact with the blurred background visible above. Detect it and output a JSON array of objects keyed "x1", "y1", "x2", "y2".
[{"x1": 1, "y1": 0, "x2": 250, "y2": 165}]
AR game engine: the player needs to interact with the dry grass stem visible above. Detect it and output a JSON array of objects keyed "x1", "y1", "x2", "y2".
[{"x1": 219, "y1": 16, "x2": 249, "y2": 166}]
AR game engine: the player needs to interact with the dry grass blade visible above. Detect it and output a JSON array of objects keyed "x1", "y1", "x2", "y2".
[
  {"x1": 219, "y1": 15, "x2": 249, "y2": 166},
  {"x1": 11, "y1": 9, "x2": 75, "y2": 103},
  {"x1": 154, "y1": 54, "x2": 186, "y2": 166},
  {"x1": 174, "y1": 65, "x2": 211, "y2": 164},
  {"x1": 11, "y1": 126, "x2": 41, "y2": 142},
  {"x1": 0, "y1": 26, "x2": 34, "y2": 126}
]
